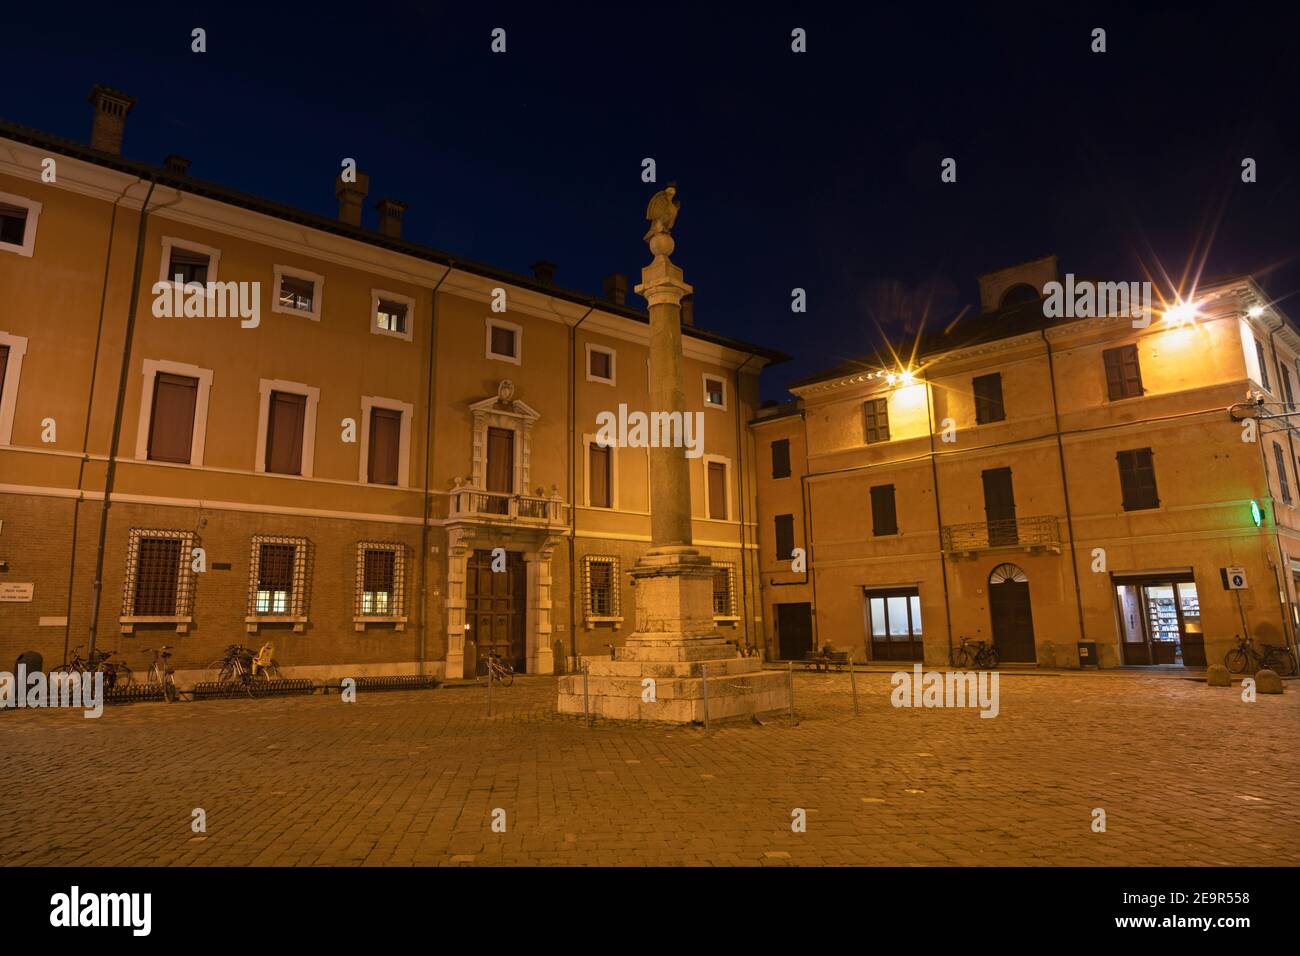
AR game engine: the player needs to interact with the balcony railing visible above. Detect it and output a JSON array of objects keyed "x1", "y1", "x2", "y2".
[
  {"x1": 940, "y1": 515, "x2": 1061, "y2": 556},
  {"x1": 447, "y1": 488, "x2": 568, "y2": 525}
]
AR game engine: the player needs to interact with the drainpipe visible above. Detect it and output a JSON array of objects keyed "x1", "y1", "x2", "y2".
[
  {"x1": 417, "y1": 263, "x2": 454, "y2": 676},
  {"x1": 1040, "y1": 330, "x2": 1089, "y2": 650},
  {"x1": 922, "y1": 369, "x2": 956, "y2": 664},
  {"x1": 86, "y1": 176, "x2": 160, "y2": 664},
  {"x1": 1263, "y1": 317, "x2": 1297, "y2": 651},
  {"x1": 732, "y1": 352, "x2": 757, "y2": 651},
  {"x1": 566, "y1": 305, "x2": 595, "y2": 671}
]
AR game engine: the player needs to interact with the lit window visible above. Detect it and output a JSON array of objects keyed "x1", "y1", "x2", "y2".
[{"x1": 703, "y1": 374, "x2": 726, "y2": 409}]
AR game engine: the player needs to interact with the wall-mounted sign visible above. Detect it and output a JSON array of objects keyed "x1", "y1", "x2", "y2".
[
  {"x1": 1221, "y1": 567, "x2": 1248, "y2": 590},
  {"x1": 0, "y1": 583, "x2": 34, "y2": 602}
]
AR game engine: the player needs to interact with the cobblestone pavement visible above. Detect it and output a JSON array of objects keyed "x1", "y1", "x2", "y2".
[{"x1": 2, "y1": 671, "x2": 1297, "y2": 866}]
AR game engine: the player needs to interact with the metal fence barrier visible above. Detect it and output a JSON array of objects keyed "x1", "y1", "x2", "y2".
[
  {"x1": 348, "y1": 675, "x2": 439, "y2": 693},
  {"x1": 104, "y1": 684, "x2": 166, "y2": 705},
  {"x1": 191, "y1": 678, "x2": 315, "y2": 700}
]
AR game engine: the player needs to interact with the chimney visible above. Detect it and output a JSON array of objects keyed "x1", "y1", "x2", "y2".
[
  {"x1": 681, "y1": 293, "x2": 695, "y2": 326},
  {"x1": 375, "y1": 198, "x2": 407, "y2": 238},
  {"x1": 87, "y1": 85, "x2": 136, "y2": 155},
  {"x1": 164, "y1": 154, "x2": 191, "y2": 176},
  {"x1": 602, "y1": 272, "x2": 628, "y2": 306},
  {"x1": 334, "y1": 170, "x2": 370, "y2": 227},
  {"x1": 531, "y1": 260, "x2": 557, "y2": 285}
]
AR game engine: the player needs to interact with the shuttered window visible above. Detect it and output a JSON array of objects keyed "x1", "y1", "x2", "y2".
[
  {"x1": 870, "y1": 484, "x2": 898, "y2": 536},
  {"x1": 1102, "y1": 345, "x2": 1143, "y2": 400},
  {"x1": 1282, "y1": 364, "x2": 1295, "y2": 409},
  {"x1": 774, "y1": 514, "x2": 795, "y2": 561},
  {"x1": 490, "y1": 324, "x2": 516, "y2": 358},
  {"x1": 589, "y1": 442, "x2": 612, "y2": 508},
  {"x1": 864, "y1": 398, "x2": 890, "y2": 443},
  {"x1": 771, "y1": 438, "x2": 791, "y2": 478},
  {"x1": 707, "y1": 461, "x2": 728, "y2": 520},
  {"x1": 0, "y1": 344, "x2": 9, "y2": 403},
  {"x1": 147, "y1": 372, "x2": 198, "y2": 463},
  {"x1": 1117, "y1": 448, "x2": 1159, "y2": 511},
  {"x1": 367, "y1": 407, "x2": 402, "y2": 485},
  {"x1": 973, "y1": 372, "x2": 1005, "y2": 424},
  {"x1": 1255, "y1": 339, "x2": 1273, "y2": 391},
  {"x1": 1274, "y1": 442, "x2": 1292, "y2": 504},
  {"x1": 265, "y1": 390, "x2": 306, "y2": 475},
  {"x1": 589, "y1": 348, "x2": 612, "y2": 381}
]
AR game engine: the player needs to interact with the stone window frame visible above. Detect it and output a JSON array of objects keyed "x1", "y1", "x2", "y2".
[
  {"x1": 0, "y1": 329, "x2": 29, "y2": 445},
  {"x1": 702, "y1": 372, "x2": 727, "y2": 410},
  {"x1": 585, "y1": 343, "x2": 617, "y2": 385},
  {"x1": 133, "y1": 358, "x2": 214, "y2": 467},
  {"x1": 255, "y1": 378, "x2": 321, "y2": 477},
  {"x1": 701, "y1": 453, "x2": 732, "y2": 522},
  {"x1": 582, "y1": 432, "x2": 619, "y2": 510},
  {"x1": 245, "y1": 534, "x2": 311, "y2": 633},
  {"x1": 157, "y1": 235, "x2": 222, "y2": 289},
  {"x1": 371, "y1": 288, "x2": 415, "y2": 342},
  {"x1": 486, "y1": 317, "x2": 523, "y2": 365},
  {"x1": 712, "y1": 560, "x2": 739, "y2": 622},
  {"x1": 120, "y1": 527, "x2": 197, "y2": 633},
  {"x1": 354, "y1": 541, "x2": 408, "y2": 630},
  {"x1": 0, "y1": 190, "x2": 42, "y2": 258},
  {"x1": 358, "y1": 396, "x2": 414, "y2": 487},
  {"x1": 271, "y1": 264, "x2": 325, "y2": 322},
  {"x1": 583, "y1": 554, "x2": 622, "y2": 626}
]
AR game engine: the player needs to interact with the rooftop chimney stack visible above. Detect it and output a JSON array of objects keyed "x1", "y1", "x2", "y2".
[
  {"x1": 334, "y1": 170, "x2": 371, "y2": 227},
  {"x1": 531, "y1": 260, "x2": 557, "y2": 285},
  {"x1": 602, "y1": 272, "x2": 628, "y2": 306},
  {"x1": 681, "y1": 293, "x2": 695, "y2": 326},
  {"x1": 87, "y1": 85, "x2": 136, "y2": 155},
  {"x1": 375, "y1": 198, "x2": 407, "y2": 239},
  {"x1": 164, "y1": 154, "x2": 191, "y2": 176}
]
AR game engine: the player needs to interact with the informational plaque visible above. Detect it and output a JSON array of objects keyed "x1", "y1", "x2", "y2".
[{"x1": 0, "y1": 583, "x2": 35, "y2": 602}]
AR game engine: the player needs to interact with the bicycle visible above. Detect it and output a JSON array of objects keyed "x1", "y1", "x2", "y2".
[
  {"x1": 1224, "y1": 634, "x2": 1297, "y2": 677},
  {"x1": 54, "y1": 646, "x2": 133, "y2": 688},
  {"x1": 143, "y1": 645, "x2": 178, "y2": 703},
  {"x1": 483, "y1": 650, "x2": 515, "y2": 687},
  {"x1": 952, "y1": 636, "x2": 999, "y2": 670}
]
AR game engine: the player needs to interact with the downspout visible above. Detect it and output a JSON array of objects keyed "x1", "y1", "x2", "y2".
[
  {"x1": 1263, "y1": 317, "x2": 1296, "y2": 650},
  {"x1": 417, "y1": 263, "x2": 453, "y2": 676},
  {"x1": 1040, "y1": 330, "x2": 1088, "y2": 649},
  {"x1": 86, "y1": 176, "x2": 160, "y2": 663},
  {"x1": 567, "y1": 305, "x2": 595, "y2": 671},
  {"x1": 922, "y1": 369, "x2": 956, "y2": 663},
  {"x1": 732, "y1": 352, "x2": 757, "y2": 651}
]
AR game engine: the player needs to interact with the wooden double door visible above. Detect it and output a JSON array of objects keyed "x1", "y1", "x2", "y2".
[
  {"x1": 989, "y1": 579, "x2": 1037, "y2": 663},
  {"x1": 467, "y1": 549, "x2": 526, "y2": 673}
]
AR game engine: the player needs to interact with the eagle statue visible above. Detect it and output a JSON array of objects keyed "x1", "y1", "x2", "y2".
[{"x1": 643, "y1": 183, "x2": 679, "y2": 242}]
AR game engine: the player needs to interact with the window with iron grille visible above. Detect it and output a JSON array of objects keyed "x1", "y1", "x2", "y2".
[
  {"x1": 121, "y1": 528, "x2": 195, "y2": 620},
  {"x1": 356, "y1": 542, "x2": 405, "y2": 618},
  {"x1": 712, "y1": 562, "x2": 737, "y2": 617},
  {"x1": 1102, "y1": 345, "x2": 1143, "y2": 400},
  {"x1": 864, "y1": 398, "x2": 890, "y2": 443},
  {"x1": 583, "y1": 555, "x2": 620, "y2": 619},
  {"x1": 248, "y1": 536, "x2": 310, "y2": 617}
]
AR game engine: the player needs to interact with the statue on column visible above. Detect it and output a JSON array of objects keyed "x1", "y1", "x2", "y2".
[{"x1": 643, "y1": 183, "x2": 679, "y2": 256}]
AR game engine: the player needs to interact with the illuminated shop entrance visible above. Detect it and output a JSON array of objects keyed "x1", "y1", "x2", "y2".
[
  {"x1": 1113, "y1": 572, "x2": 1204, "y2": 666},
  {"x1": 865, "y1": 588, "x2": 923, "y2": 661}
]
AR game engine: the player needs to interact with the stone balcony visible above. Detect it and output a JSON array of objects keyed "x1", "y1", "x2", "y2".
[
  {"x1": 446, "y1": 487, "x2": 568, "y2": 526},
  {"x1": 940, "y1": 515, "x2": 1062, "y2": 557}
]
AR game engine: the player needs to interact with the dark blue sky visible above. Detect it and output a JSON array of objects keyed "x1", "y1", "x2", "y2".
[{"x1": 5, "y1": 1, "x2": 1298, "y2": 399}]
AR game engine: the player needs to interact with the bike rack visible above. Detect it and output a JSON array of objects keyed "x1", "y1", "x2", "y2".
[
  {"x1": 347, "y1": 675, "x2": 440, "y2": 693},
  {"x1": 191, "y1": 678, "x2": 315, "y2": 700},
  {"x1": 103, "y1": 684, "x2": 166, "y2": 705}
]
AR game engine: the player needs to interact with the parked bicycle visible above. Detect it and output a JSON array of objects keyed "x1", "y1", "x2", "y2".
[
  {"x1": 53, "y1": 646, "x2": 133, "y2": 688},
  {"x1": 483, "y1": 650, "x2": 515, "y2": 687},
  {"x1": 952, "y1": 636, "x2": 999, "y2": 670},
  {"x1": 209, "y1": 644, "x2": 255, "y2": 684},
  {"x1": 143, "y1": 645, "x2": 178, "y2": 703},
  {"x1": 1224, "y1": 634, "x2": 1297, "y2": 677}
]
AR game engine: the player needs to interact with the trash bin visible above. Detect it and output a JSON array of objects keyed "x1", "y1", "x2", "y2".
[
  {"x1": 15, "y1": 650, "x2": 43, "y2": 674},
  {"x1": 1077, "y1": 642, "x2": 1098, "y2": 668}
]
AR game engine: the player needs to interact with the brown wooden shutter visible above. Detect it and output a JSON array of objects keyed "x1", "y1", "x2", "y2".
[
  {"x1": 771, "y1": 438, "x2": 791, "y2": 478},
  {"x1": 491, "y1": 325, "x2": 515, "y2": 357},
  {"x1": 1274, "y1": 442, "x2": 1292, "y2": 503},
  {"x1": 0, "y1": 344, "x2": 9, "y2": 400},
  {"x1": 1117, "y1": 448, "x2": 1159, "y2": 510},
  {"x1": 147, "y1": 372, "x2": 199, "y2": 463},
  {"x1": 265, "y1": 391, "x2": 306, "y2": 474},
  {"x1": 368, "y1": 407, "x2": 403, "y2": 485},
  {"x1": 589, "y1": 349, "x2": 611, "y2": 380},
  {"x1": 589, "y1": 443, "x2": 611, "y2": 507},
  {"x1": 982, "y1": 467, "x2": 1018, "y2": 545},
  {"x1": 707, "y1": 461, "x2": 727, "y2": 519},
  {"x1": 865, "y1": 398, "x2": 890, "y2": 443},
  {"x1": 1103, "y1": 345, "x2": 1143, "y2": 400},
  {"x1": 973, "y1": 372, "x2": 1005, "y2": 424},
  {"x1": 774, "y1": 514, "x2": 795, "y2": 560},
  {"x1": 870, "y1": 484, "x2": 898, "y2": 536},
  {"x1": 486, "y1": 427, "x2": 515, "y2": 493}
]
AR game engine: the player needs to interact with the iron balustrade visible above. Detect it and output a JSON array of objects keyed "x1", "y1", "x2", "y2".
[
  {"x1": 941, "y1": 515, "x2": 1061, "y2": 555},
  {"x1": 448, "y1": 488, "x2": 567, "y2": 523}
]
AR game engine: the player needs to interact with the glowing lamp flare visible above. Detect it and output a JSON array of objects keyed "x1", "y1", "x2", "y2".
[{"x1": 1163, "y1": 300, "x2": 1200, "y2": 327}]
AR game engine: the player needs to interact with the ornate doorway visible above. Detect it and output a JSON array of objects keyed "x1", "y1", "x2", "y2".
[
  {"x1": 988, "y1": 563, "x2": 1036, "y2": 663},
  {"x1": 466, "y1": 549, "x2": 526, "y2": 673}
]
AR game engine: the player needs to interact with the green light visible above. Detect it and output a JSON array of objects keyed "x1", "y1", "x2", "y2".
[{"x1": 1250, "y1": 500, "x2": 1262, "y2": 527}]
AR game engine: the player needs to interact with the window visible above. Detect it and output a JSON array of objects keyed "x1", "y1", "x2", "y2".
[
  {"x1": 0, "y1": 331, "x2": 28, "y2": 446},
  {"x1": 486, "y1": 318, "x2": 521, "y2": 364},
  {"x1": 1117, "y1": 448, "x2": 1159, "y2": 511},
  {"x1": 973, "y1": 372, "x2": 1005, "y2": 424},
  {"x1": 359, "y1": 397, "x2": 412, "y2": 486},
  {"x1": 0, "y1": 191, "x2": 41, "y2": 257},
  {"x1": 355, "y1": 542, "x2": 406, "y2": 624},
  {"x1": 247, "y1": 536, "x2": 309, "y2": 625},
  {"x1": 1283, "y1": 364, "x2": 1295, "y2": 409},
  {"x1": 586, "y1": 344, "x2": 616, "y2": 384},
  {"x1": 583, "y1": 555, "x2": 621, "y2": 620},
  {"x1": 1102, "y1": 345, "x2": 1143, "y2": 400},
  {"x1": 265, "y1": 391, "x2": 307, "y2": 475},
  {"x1": 589, "y1": 441, "x2": 612, "y2": 508},
  {"x1": 1255, "y1": 339, "x2": 1273, "y2": 391},
  {"x1": 371, "y1": 289, "x2": 414, "y2": 341},
  {"x1": 712, "y1": 562, "x2": 737, "y2": 617},
  {"x1": 982, "y1": 467, "x2": 1018, "y2": 545},
  {"x1": 134, "y1": 359, "x2": 213, "y2": 466},
  {"x1": 864, "y1": 397, "x2": 890, "y2": 443},
  {"x1": 774, "y1": 513, "x2": 795, "y2": 561},
  {"x1": 147, "y1": 372, "x2": 199, "y2": 464},
  {"x1": 706, "y1": 459, "x2": 729, "y2": 520},
  {"x1": 272, "y1": 266, "x2": 324, "y2": 321},
  {"x1": 870, "y1": 484, "x2": 898, "y2": 536},
  {"x1": 703, "y1": 374, "x2": 727, "y2": 410},
  {"x1": 1274, "y1": 442, "x2": 1292, "y2": 505},
  {"x1": 866, "y1": 588, "x2": 923, "y2": 662},
  {"x1": 771, "y1": 438, "x2": 791, "y2": 479},
  {"x1": 158, "y1": 237, "x2": 220, "y2": 286},
  {"x1": 121, "y1": 528, "x2": 196, "y2": 629}
]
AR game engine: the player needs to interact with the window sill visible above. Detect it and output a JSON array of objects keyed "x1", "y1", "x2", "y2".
[
  {"x1": 120, "y1": 615, "x2": 192, "y2": 634},
  {"x1": 353, "y1": 615, "x2": 407, "y2": 632},
  {"x1": 245, "y1": 615, "x2": 308, "y2": 634},
  {"x1": 713, "y1": 615, "x2": 741, "y2": 625},
  {"x1": 584, "y1": 616, "x2": 623, "y2": 629}
]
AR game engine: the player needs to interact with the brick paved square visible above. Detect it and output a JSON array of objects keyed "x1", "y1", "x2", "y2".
[{"x1": 1, "y1": 672, "x2": 1297, "y2": 866}]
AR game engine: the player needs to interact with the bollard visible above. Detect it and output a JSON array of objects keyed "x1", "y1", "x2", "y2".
[
  {"x1": 486, "y1": 658, "x2": 493, "y2": 717},
  {"x1": 700, "y1": 663, "x2": 710, "y2": 731},
  {"x1": 849, "y1": 653, "x2": 859, "y2": 716},
  {"x1": 583, "y1": 661, "x2": 591, "y2": 725},
  {"x1": 787, "y1": 661, "x2": 796, "y2": 724}
]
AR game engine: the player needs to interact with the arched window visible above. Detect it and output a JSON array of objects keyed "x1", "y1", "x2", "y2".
[
  {"x1": 999, "y1": 283, "x2": 1040, "y2": 308},
  {"x1": 989, "y1": 563, "x2": 1028, "y2": 584}
]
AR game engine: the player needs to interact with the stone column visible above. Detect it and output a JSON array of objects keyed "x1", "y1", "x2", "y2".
[{"x1": 636, "y1": 244, "x2": 695, "y2": 552}]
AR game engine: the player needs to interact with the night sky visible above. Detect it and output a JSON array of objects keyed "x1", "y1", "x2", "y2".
[{"x1": 5, "y1": 2, "x2": 1298, "y2": 399}]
